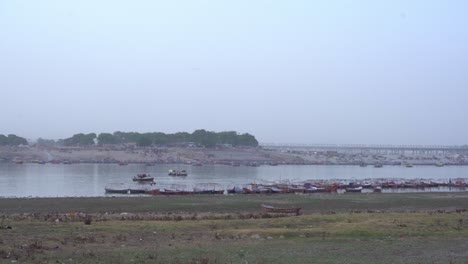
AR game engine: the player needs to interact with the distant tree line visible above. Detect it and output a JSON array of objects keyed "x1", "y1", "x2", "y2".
[
  {"x1": 61, "y1": 130, "x2": 258, "y2": 147},
  {"x1": 0, "y1": 134, "x2": 28, "y2": 146}
]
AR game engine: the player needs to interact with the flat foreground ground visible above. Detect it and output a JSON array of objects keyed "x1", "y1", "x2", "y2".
[{"x1": 1, "y1": 193, "x2": 468, "y2": 263}]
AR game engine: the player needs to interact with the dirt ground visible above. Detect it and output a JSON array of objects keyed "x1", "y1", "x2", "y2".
[{"x1": 1, "y1": 193, "x2": 468, "y2": 263}]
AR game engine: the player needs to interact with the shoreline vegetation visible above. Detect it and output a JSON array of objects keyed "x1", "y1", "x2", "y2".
[
  {"x1": 0, "y1": 130, "x2": 259, "y2": 148},
  {"x1": 1, "y1": 193, "x2": 468, "y2": 263},
  {"x1": 1, "y1": 130, "x2": 468, "y2": 166}
]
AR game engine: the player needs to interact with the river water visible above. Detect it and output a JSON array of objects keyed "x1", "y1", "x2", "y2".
[{"x1": 0, "y1": 162, "x2": 467, "y2": 197}]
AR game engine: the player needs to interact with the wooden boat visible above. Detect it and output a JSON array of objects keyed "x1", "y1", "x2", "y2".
[
  {"x1": 105, "y1": 184, "x2": 129, "y2": 194},
  {"x1": 162, "y1": 189, "x2": 178, "y2": 195},
  {"x1": 305, "y1": 187, "x2": 318, "y2": 193},
  {"x1": 261, "y1": 204, "x2": 302, "y2": 215},
  {"x1": 193, "y1": 183, "x2": 224, "y2": 194},
  {"x1": 177, "y1": 170, "x2": 188, "y2": 176},
  {"x1": 254, "y1": 186, "x2": 271, "y2": 194},
  {"x1": 227, "y1": 186, "x2": 244, "y2": 194},
  {"x1": 230, "y1": 162, "x2": 241, "y2": 167},
  {"x1": 163, "y1": 189, "x2": 193, "y2": 195},
  {"x1": 132, "y1": 173, "x2": 154, "y2": 182},
  {"x1": 287, "y1": 186, "x2": 306, "y2": 193},
  {"x1": 242, "y1": 187, "x2": 254, "y2": 194},
  {"x1": 145, "y1": 189, "x2": 161, "y2": 195},
  {"x1": 315, "y1": 184, "x2": 339, "y2": 193},
  {"x1": 193, "y1": 187, "x2": 210, "y2": 194},
  {"x1": 402, "y1": 182, "x2": 417, "y2": 188},
  {"x1": 270, "y1": 187, "x2": 288, "y2": 193},
  {"x1": 345, "y1": 186, "x2": 363, "y2": 193},
  {"x1": 129, "y1": 186, "x2": 150, "y2": 194},
  {"x1": 168, "y1": 169, "x2": 188, "y2": 176}
]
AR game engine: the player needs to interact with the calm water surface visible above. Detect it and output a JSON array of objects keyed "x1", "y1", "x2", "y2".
[{"x1": 1, "y1": 163, "x2": 467, "y2": 197}]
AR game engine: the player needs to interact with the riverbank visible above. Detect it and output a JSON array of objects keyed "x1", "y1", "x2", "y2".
[
  {"x1": 1, "y1": 193, "x2": 468, "y2": 263},
  {"x1": 1, "y1": 145, "x2": 466, "y2": 166}
]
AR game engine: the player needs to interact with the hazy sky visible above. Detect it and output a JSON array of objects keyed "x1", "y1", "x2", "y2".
[{"x1": 1, "y1": 1, "x2": 467, "y2": 144}]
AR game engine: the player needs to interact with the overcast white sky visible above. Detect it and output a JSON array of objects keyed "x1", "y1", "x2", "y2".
[{"x1": 1, "y1": 1, "x2": 467, "y2": 144}]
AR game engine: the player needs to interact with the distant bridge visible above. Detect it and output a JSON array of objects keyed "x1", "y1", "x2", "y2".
[{"x1": 260, "y1": 143, "x2": 468, "y2": 154}]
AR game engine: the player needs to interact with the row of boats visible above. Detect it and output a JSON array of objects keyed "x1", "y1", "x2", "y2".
[
  {"x1": 105, "y1": 183, "x2": 224, "y2": 195},
  {"x1": 361, "y1": 162, "x2": 444, "y2": 168},
  {"x1": 106, "y1": 176, "x2": 468, "y2": 195}
]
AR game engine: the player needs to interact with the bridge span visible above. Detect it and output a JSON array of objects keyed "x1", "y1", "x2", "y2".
[{"x1": 260, "y1": 143, "x2": 468, "y2": 154}]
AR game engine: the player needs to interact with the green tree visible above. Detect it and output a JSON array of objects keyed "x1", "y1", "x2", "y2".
[
  {"x1": 0, "y1": 134, "x2": 7, "y2": 145},
  {"x1": 36, "y1": 138, "x2": 56, "y2": 146},
  {"x1": 6, "y1": 134, "x2": 28, "y2": 146},
  {"x1": 64, "y1": 133, "x2": 96, "y2": 146},
  {"x1": 137, "y1": 136, "x2": 152, "y2": 146},
  {"x1": 97, "y1": 133, "x2": 117, "y2": 145}
]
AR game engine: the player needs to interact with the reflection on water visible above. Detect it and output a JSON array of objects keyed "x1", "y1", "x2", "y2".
[{"x1": 0, "y1": 162, "x2": 468, "y2": 197}]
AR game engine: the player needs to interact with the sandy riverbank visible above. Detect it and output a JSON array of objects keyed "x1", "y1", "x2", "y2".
[{"x1": 1, "y1": 145, "x2": 465, "y2": 166}]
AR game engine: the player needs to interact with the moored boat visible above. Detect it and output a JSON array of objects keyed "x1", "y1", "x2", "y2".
[
  {"x1": 168, "y1": 169, "x2": 188, "y2": 176},
  {"x1": 145, "y1": 189, "x2": 161, "y2": 195},
  {"x1": 345, "y1": 186, "x2": 363, "y2": 193},
  {"x1": 132, "y1": 173, "x2": 154, "y2": 182},
  {"x1": 105, "y1": 184, "x2": 129, "y2": 194},
  {"x1": 129, "y1": 186, "x2": 151, "y2": 194}
]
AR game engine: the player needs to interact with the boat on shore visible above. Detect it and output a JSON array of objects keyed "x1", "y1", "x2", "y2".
[
  {"x1": 261, "y1": 204, "x2": 302, "y2": 215},
  {"x1": 374, "y1": 163, "x2": 383, "y2": 168},
  {"x1": 105, "y1": 184, "x2": 129, "y2": 194},
  {"x1": 129, "y1": 186, "x2": 151, "y2": 194},
  {"x1": 193, "y1": 183, "x2": 224, "y2": 194},
  {"x1": 227, "y1": 186, "x2": 245, "y2": 194},
  {"x1": 132, "y1": 174, "x2": 154, "y2": 182},
  {"x1": 435, "y1": 162, "x2": 444, "y2": 167},
  {"x1": 373, "y1": 186, "x2": 383, "y2": 193},
  {"x1": 145, "y1": 189, "x2": 161, "y2": 195},
  {"x1": 162, "y1": 189, "x2": 193, "y2": 195},
  {"x1": 345, "y1": 186, "x2": 363, "y2": 193}
]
